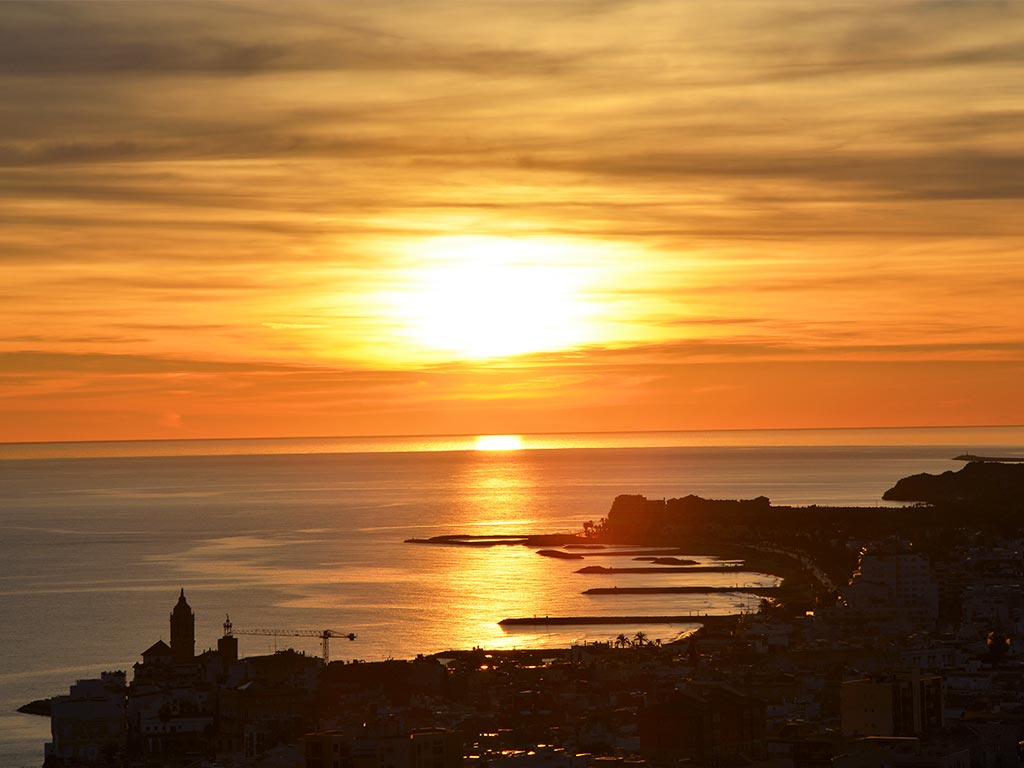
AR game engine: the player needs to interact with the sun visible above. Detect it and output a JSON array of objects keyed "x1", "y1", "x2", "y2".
[
  {"x1": 394, "y1": 236, "x2": 600, "y2": 360},
  {"x1": 475, "y1": 435, "x2": 523, "y2": 451}
]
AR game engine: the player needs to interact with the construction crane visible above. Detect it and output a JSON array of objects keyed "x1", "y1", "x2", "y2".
[{"x1": 223, "y1": 615, "x2": 355, "y2": 664}]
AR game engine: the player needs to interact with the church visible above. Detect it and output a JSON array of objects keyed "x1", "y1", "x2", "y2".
[
  {"x1": 129, "y1": 589, "x2": 219, "y2": 756},
  {"x1": 48, "y1": 591, "x2": 322, "y2": 764},
  {"x1": 129, "y1": 591, "x2": 315, "y2": 761},
  {"x1": 135, "y1": 588, "x2": 200, "y2": 670}
]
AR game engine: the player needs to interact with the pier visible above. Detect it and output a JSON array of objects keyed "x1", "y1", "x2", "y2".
[
  {"x1": 581, "y1": 586, "x2": 778, "y2": 596},
  {"x1": 954, "y1": 454, "x2": 1024, "y2": 463},
  {"x1": 576, "y1": 565, "x2": 746, "y2": 574},
  {"x1": 498, "y1": 614, "x2": 741, "y2": 628}
]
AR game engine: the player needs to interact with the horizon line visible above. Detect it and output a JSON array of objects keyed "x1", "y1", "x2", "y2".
[{"x1": 2, "y1": 423, "x2": 1023, "y2": 449}]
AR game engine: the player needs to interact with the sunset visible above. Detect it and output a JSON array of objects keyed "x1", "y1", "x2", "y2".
[
  {"x1": 4, "y1": 3, "x2": 1024, "y2": 767},
  {"x1": 3, "y1": 0, "x2": 1023, "y2": 442}
]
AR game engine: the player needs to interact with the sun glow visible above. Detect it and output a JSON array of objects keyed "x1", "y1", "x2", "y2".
[
  {"x1": 393, "y1": 236, "x2": 603, "y2": 360},
  {"x1": 474, "y1": 434, "x2": 523, "y2": 451}
]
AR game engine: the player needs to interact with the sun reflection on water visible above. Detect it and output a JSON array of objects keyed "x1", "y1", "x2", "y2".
[
  {"x1": 438, "y1": 450, "x2": 552, "y2": 644},
  {"x1": 446, "y1": 450, "x2": 540, "y2": 530}
]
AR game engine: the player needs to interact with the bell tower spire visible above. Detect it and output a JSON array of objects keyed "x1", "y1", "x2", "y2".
[{"x1": 170, "y1": 590, "x2": 195, "y2": 662}]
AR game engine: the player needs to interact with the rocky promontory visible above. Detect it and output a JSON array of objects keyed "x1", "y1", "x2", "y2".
[
  {"x1": 883, "y1": 460, "x2": 1024, "y2": 507},
  {"x1": 17, "y1": 699, "x2": 51, "y2": 717}
]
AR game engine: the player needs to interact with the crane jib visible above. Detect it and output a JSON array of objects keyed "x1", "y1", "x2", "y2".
[{"x1": 221, "y1": 615, "x2": 355, "y2": 664}]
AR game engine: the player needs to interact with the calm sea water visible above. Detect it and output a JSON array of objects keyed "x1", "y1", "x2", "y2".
[{"x1": 2, "y1": 427, "x2": 1023, "y2": 766}]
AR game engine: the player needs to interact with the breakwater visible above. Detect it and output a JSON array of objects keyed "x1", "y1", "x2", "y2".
[
  {"x1": 581, "y1": 586, "x2": 777, "y2": 595},
  {"x1": 576, "y1": 565, "x2": 746, "y2": 574},
  {"x1": 499, "y1": 614, "x2": 739, "y2": 627}
]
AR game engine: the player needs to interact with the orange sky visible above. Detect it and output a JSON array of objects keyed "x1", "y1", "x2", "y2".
[{"x1": 2, "y1": 0, "x2": 1024, "y2": 442}]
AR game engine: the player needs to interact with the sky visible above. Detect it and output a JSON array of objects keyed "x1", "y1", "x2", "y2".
[{"x1": 2, "y1": 0, "x2": 1024, "y2": 442}]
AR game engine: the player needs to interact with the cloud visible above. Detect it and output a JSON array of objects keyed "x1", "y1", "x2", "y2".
[
  {"x1": 503, "y1": 336, "x2": 1024, "y2": 369},
  {"x1": 0, "y1": 134, "x2": 406, "y2": 168},
  {"x1": 0, "y1": 3, "x2": 575, "y2": 77},
  {"x1": 0, "y1": 351, "x2": 264, "y2": 375},
  {"x1": 523, "y1": 149, "x2": 1024, "y2": 203},
  {"x1": 262, "y1": 322, "x2": 330, "y2": 330},
  {"x1": 0, "y1": 335, "x2": 147, "y2": 345}
]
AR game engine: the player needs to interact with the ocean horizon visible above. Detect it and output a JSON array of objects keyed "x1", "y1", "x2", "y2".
[{"x1": 3, "y1": 424, "x2": 1024, "y2": 461}]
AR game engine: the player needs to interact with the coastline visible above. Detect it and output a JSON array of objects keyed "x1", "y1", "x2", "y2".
[
  {"x1": 6, "y1": 442, "x2": 982, "y2": 765},
  {"x1": 407, "y1": 529, "x2": 825, "y2": 624}
]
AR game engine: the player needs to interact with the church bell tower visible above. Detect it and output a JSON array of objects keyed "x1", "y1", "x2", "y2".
[{"x1": 170, "y1": 589, "x2": 195, "y2": 662}]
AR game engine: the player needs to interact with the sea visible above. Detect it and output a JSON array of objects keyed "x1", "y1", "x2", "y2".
[{"x1": 2, "y1": 425, "x2": 1023, "y2": 767}]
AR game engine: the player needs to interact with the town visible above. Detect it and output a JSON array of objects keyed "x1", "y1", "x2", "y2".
[{"x1": 33, "y1": 461, "x2": 1024, "y2": 768}]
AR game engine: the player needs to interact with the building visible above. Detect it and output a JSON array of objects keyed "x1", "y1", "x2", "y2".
[
  {"x1": 45, "y1": 671, "x2": 127, "y2": 766},
  {"x1": 841, "y1": 672, "x2": 944, "y2": 738},
  {"x1": 639, "y1": 684, "x2": 766, "y2": 764},
  {"x1": 410, "y1": 728, "x2": 463, "y2": 768},
  {"x1": 844, "y1": 540, "x2": 939, "y2": 626},
  {"x1": 834, "y1": 737, "x2": 970, "y2": 768},
  {"x1": 127, "y1": 590, "x2": 214, "y2": 759},
  {"x1": 303, "y1": 726, "x2": 462, "y2": 768},
  {"x1": 216, "y1": 652, "x2": 321, "y2": 762}
]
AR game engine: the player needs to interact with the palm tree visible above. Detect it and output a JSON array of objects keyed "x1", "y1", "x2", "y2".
[
  {"x1": 633, "y1": 631, "x2": 648, "y2": 647},
  {"x1": 987, "y1": 630, "x2": 1010, "y2": 663},
  {"x1": 615, "y1": 633, "x2": 629, "y2": 649}
]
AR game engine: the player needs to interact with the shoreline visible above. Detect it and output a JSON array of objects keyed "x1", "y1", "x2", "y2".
[{"x1": 407, "y1": 532, "x2": 822, "y2": 612}]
